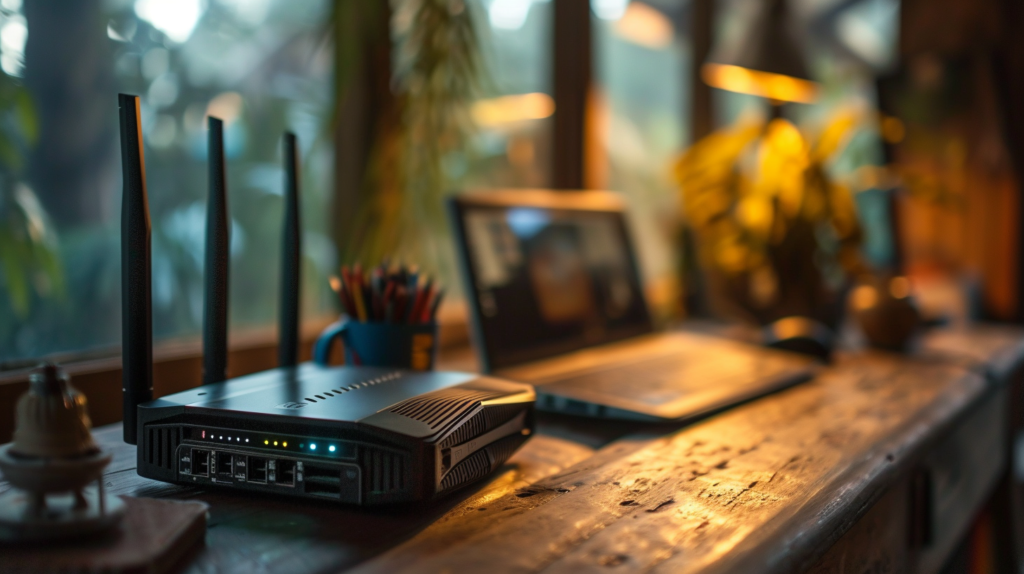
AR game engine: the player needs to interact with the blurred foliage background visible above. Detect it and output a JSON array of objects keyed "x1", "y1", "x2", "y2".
[
  {"x1": 0, "y1": 0, "x2": 335, "y2": 368},
  {"x1": 675, "y1": 112, "x2": 866, "y2": 325}
]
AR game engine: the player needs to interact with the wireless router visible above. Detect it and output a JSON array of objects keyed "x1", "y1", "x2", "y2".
[{"x1": 118, "y1": 94, "x2": 535, "y2": 505}]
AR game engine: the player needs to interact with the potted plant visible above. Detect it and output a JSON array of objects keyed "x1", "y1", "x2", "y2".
[{"x1": 674, "y1": 113, "x2": 865, "y2": 328}]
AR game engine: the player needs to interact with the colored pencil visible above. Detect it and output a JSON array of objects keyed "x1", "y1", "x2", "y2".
[{"x1": 331, "y1": 262, "x2": 442, "y2": 324}]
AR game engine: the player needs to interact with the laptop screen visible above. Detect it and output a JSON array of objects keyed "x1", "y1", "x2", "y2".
[{"x1": 450, "y1": 191, "x2": 652, "y2": 371}]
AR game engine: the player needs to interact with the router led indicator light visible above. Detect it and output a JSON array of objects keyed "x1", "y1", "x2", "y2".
[
  {"x1": 310, "y1": 443, "x2": 317, "y2": 451},
  {"x1": 329, "y1": 445, "x2": 336, "y2": 453},
  {"x1": 283, "y1": 442, "x2": 288, "y2": 447}
]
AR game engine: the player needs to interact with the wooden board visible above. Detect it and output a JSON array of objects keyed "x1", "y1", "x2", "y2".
[
  {"x1": 26, "y1": 426, "x2": 597, "y2": 574},
  {"x1": 353, "y1": 355, "x2": 987, "y2": 574},
  {"x1": 0, "y1": 325, "x2": 1018, "y2": 574},
  {"x1": 1, "y1": 496, "x2": 207, "y2": 574}
]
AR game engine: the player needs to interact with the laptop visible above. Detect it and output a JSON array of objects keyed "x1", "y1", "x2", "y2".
[{"x1": 448, "y1": 189, "x2": 817, "y2": 422}]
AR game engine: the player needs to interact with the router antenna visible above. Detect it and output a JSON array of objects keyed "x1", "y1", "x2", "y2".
[
  {"x1": 203, "y1": 117, "x2": 229, "y2": 385},
  {"x1": 279, "y1": 132, "x2": 301, "y2": 367},
  {"x1": 119, "y1": 93, "x2": 152, "y2": 445}
]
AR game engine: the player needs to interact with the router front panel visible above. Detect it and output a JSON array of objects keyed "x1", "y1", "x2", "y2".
[{"x1": 135, "y1": 365, "x2": 535, "y2": 505}]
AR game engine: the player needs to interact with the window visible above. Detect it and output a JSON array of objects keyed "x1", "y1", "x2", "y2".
[
  {"x1": 0, "y1": 0, "x2": 335, "y2": 367},
  {"x1": 464, "y1": 0, "x2": 554, "y2": 189},
  {"x1": 592, "y1": 0, "x2": 690, "y2": 314}
]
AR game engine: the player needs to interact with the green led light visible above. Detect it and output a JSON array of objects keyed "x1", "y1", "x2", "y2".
[
  {"x1": 329, "y1": 445, "x2": 336, "y2": 452},
  {"x1": 310, "y1": 443, "x2": 317, "y2": 451}
]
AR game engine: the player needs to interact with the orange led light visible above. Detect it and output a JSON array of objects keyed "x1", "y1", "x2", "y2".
[{"x1": 702, "y1": 63, "x2": 818, "y2": 104}]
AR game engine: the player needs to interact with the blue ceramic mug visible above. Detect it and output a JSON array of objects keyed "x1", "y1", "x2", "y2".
[{"x1": 313, "y1": 320, "x2": 438, "y2": 370}]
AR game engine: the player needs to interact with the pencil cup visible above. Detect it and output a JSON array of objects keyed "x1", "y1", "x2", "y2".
[{"x1": 313, "y1": 319, "x2": 438, "y2": 371}]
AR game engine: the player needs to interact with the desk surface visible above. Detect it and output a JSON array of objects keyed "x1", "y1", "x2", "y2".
[{"x1": 3, "y1": 325, "x2": 1023, "y2": 574}]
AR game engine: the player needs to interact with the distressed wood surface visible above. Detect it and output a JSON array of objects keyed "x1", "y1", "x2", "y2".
[
  {"x1": 0, "y1": 425, "x2": 597, "y2": 574},
  {"x1": 354, "y1": 355, "x2": 988, "y2": 574},
  {"x1": 917, "y1": 324, "x2": 1024, "y2": 381},
  {"x1": 0, "y1": 326, "x2": 1019, "y2": 574}
]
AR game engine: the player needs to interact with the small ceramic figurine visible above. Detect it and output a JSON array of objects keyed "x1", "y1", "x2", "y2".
[
  {"x1": 0, "y1": 363, "x2": 125, "y2": 541},
  {"x1": 848, "y1": 275, "x2": 921, "y2": 351}
]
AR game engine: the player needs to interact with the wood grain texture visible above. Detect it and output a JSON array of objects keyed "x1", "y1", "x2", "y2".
[
  {"x1": 354, "y1": 355, "x2": 987, "y2": 574},
  {"x1": 0, "y1": 426, "x2": 595, "y2": 574},
  {"x1": 0, "y1": 325, "x2": 1018, "y2": 574},
  {"x1": 917, "y1": 325, "x2": 1024, "y2": 382}
]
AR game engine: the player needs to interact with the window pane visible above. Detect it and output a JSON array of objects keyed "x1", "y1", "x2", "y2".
[
  {"x1": 1, "y1": 1, "x2": 335, "y2": 367},
  {"x1": 464, "y1": 0, "x2": 553, "y2": 189},
  {"x1": 592, "y1": 0, "x2": 689, "y2": 312}
]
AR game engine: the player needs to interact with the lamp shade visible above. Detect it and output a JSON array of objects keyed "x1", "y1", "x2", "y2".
[{"x1": 702, "y1": 0, "x2": 818, "y2": 104}]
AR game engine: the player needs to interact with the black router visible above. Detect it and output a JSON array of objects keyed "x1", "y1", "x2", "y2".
[{"x1": 117, "y1": 94, "x2": 535, "y2": 505}]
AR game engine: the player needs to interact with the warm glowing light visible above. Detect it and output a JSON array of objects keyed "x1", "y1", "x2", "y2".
[
  {"x1": 614, "y1": 2, "x2": 673, "y2": 49},
  {"x1": 206, "y1": 92, "x2": 244, "y2": 126},
  {"x1": 282, "y1": 442, "x2": 288, "y2": 448},
  {"x1": 851, "y1": 285, "x2": 878, "y2": 310},
  {"x1": 771, "y1": 317, "x2": 814, "y2": 340},
  {"x1": 889, "y1": 277, "x2": 911, "y2": 299},
  {"x1": 264, "y1": 440, "x2": 269, "y2": 445},
  {"x1": 472, "y1": 92, "x2": 554, "y2": 127},
  {"x1": 881, "y1": 116, "x2": 905, "y2": 144},
  {"x1": 273, "y1": 441, "x2": 278, "y2": 446},
  {"x1": 702, "y1": 63, "x2": 818, "y2": 104}
]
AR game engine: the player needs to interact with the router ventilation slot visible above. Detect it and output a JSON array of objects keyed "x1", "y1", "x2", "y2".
[
  {"x1": 439, "y1": 402, "x2": 526, "y2": 448},
  {"x1": 363, "y1": 449, "x2": 405, "y2": 494},
  {"x1": 439, "y1": 410, "x2": 487, "y2": 449},
  {"x1": 439, "y1": 433, "x2": 528, "y2": 494},
  {"x1": 485, "y1": 433, "x2": 527, "y2": 469},
  {"x1": 302, "y1": 371, "x2": 403, "y2": 403},
  {"x1": 439, "y1": 449, "x2": 491, "y2": 493},
  {"x1": 389, "y1": 388, "x2": 506, "y2": 431},
  {"x1": 145, "y1": 425, "x2": 181, "y2": 472}
]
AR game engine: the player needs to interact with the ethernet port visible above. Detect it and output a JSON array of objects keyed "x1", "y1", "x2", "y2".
[
  {"x1": 192, "y1": 449, "x2": 210, "y2": 477},
  {"x1": 247, "y1": 456, "x2": 268, "y2": 484},
  {"x1": 216, "y1": 453, "x2": 234, "y2": 479},
  {"x1": 274, "y1": 460, "x2": 296, "y2": 487}
]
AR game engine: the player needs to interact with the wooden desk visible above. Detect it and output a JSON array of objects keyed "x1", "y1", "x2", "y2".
[{"x1": 3, "y1": 326, "x2": 1022, "y2": 574}]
